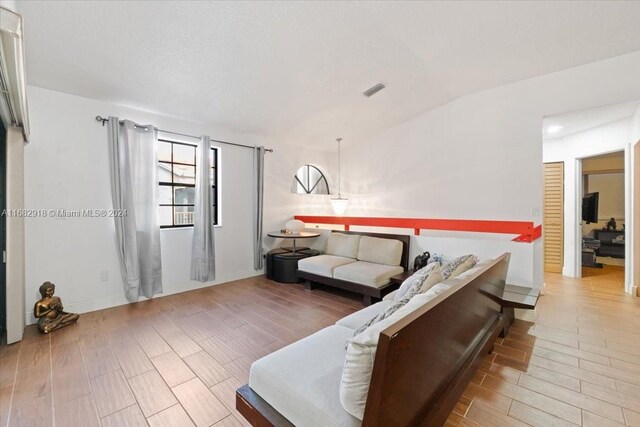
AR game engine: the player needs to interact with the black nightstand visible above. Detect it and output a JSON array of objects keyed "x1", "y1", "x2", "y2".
[{"x1": 390, "y1": 270, "x2": 415, "y2": 285}]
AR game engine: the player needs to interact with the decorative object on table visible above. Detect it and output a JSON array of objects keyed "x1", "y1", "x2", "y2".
[
  {"x1": 285, "y1": 219, "x2": 305, "y2": 233},
  {"x1": 291, "y1": 165, "x2": 330, "y2": 194},
  {"x1": 330, "y1": 137, "x2": 349, "y2": 215},
  {"x1": 33, "y1": 282, "x2": 79, "y2": 334},
  {"x1": 606, "y1": 218, "x2": 617, "y2": 230},
  {"x1": 413, "y1": 251, "x2": 431, "y2": 271},
  {"x1": 280, "y1": 228, "x2": 293, "y2": 234}
]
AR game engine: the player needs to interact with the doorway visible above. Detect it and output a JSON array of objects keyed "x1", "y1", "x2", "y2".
[
  {"x1": 580, "y1": 151, "x2": 625, "y2": 287},
  {"x1": 542, "y1": 100, "x2": 638, "y2": 292}
]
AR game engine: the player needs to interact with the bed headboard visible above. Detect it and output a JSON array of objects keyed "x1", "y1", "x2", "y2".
[
  {"x1": 362, "y1": 253, "x2": 510, "y2": 426},
  {"x1": 331, "y1": 230, "x2": 411, "y2": 271}
]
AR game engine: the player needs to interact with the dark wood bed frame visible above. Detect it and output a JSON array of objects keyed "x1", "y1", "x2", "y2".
[
  {"x1": 296, "y1": 230, "x2": 411, "y2": 306},
  {"x1": 237, "y1": 253, "x2": 511, "y2": 426}
]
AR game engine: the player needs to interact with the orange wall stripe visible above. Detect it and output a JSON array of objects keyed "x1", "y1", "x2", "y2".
[{"x1": 294, "y1": 215, "x2": 542, "y2": 243}]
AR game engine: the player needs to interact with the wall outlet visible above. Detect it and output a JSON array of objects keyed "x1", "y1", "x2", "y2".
[
  {"x1": 532, "y1": 207, "x2": 540, "y2": 218},
  {"x1": 100, "y1": 270, "x2": 108, "y2": 282}
]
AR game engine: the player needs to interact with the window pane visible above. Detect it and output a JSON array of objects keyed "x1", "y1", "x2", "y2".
[
  {"x1": 174, "y1": 186, "x2": 195, "y2": 205},
  {"x1": 159, "y1": 186, "x2": 172, "y2": 204},
  {"x1": 158, "y1": 141, "x2": 172, "y2": 162},
  {"x1": 157, "y1": 163, "x2": 173, "y2": 183},
  {"x1": 159, "y1": 206, "x2": 173, "y2": 226},
  {"x1": 173, "y1": 164, "x2": 195, "y2": 184},
  {"x1": 175, "y1": 205, "x2": 195, "y2": 225},
  {"x1": 174, "y1": 144, "x2": 196, "y2": 165}
]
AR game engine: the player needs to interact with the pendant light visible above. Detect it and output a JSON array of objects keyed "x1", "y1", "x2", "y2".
[{"x1": 330, "y1": 137, "x2": 348, "y2": 215}]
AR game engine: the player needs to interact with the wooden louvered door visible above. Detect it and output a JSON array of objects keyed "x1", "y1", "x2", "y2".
[{"x1": 544, "y1": 162, "x2": 564, "y2": 273}]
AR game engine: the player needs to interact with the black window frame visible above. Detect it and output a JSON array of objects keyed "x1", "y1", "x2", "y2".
[{"x1": 158, "y1": 138, "x2": 219, "y2": 229}]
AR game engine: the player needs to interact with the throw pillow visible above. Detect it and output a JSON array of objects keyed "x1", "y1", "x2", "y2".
[
  {"x1": 441, "y1": 254, "x2": 478, "y2": 279},
  {"x1": 352, "y1": 264, "x2": 442, "y2": 338},
  {"x1": 428, "y1": 253, "x2": 448, "y2": 266},
  {"x1": 394, "y1": 262, "x2": 437, "y2": 301},
  {"x1": 418, "y1": 264, "x2": 444, "y2": 293}
]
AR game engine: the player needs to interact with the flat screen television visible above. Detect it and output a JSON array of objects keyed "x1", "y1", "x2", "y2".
[{"x1": 582, "y1": 192, "x2": 599, "y2": 224}]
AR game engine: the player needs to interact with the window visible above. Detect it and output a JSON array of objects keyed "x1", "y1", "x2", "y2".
[{"x1": 158, "y1": 138, "x2": 219, "y2": 228}]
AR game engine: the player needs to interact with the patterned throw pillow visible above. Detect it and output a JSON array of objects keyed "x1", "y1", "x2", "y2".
[
  {"x1": 351, "y1": 264, "x2": 442, "y2": 338},
  {"x1": 428, "y1": 253, "x2": 448, "y2": 266},
  {"x1": 394, "y1": 263, "x2": 437, "y2": 301},
  {"x1": 441, "y1": 255, "x2": 478, "y2": 279}
]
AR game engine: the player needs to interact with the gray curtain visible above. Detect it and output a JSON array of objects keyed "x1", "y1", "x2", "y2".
[
  {"x1": 190, "y1": 136, "x2": 216, "y2": 281},
  {"x1": 253, "y1": 146, "x2": 265, "y2": 270},
  {"x1": 107, "y1": 117, "x2": 163, "y2": 301}
]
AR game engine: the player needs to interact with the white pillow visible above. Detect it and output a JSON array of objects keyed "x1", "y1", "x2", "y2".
[
  {"x1": 357, "y1": 236, "x2": 403, "y2": 266},
  {"x1": 325, "y1": 233, "x2": 361, "y2": 258},
  {"x1": 339, "y1": 281, "x2": 454, "y2": 419}
]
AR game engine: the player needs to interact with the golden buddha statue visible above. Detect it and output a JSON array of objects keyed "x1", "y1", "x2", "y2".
[{"x1": 34, "y1": 282, "x2": 79, "y2": 334}]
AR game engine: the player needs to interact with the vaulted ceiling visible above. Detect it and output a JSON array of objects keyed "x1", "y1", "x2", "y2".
[{"x1": 18, "y1": 1, "x2": 640, "y2": 145}]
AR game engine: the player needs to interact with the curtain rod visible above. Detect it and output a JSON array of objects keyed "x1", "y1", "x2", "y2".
[{"x1": 95, "y1": 115, "x2": 273, "y2": 153}]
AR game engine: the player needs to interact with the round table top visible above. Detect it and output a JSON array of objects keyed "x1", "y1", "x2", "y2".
[{"x1": 267, "y1": 231, "x2": 321, "y2": 239}]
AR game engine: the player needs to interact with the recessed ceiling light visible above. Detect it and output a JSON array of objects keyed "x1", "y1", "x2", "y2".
[{"x1": 547, "y1": 125, "x2": 563, "y2": 134}]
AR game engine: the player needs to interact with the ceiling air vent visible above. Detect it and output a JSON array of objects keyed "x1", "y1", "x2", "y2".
[{"x1": 363, "y1": 83, "x2": 385, "y2": 97}]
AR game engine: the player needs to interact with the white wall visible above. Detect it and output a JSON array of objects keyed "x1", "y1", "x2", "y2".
[
  {"x1": 24, "y1": 86, "x2": 264, "y2": 323},
  {"x1": 588, "y1": 173, "x2": 625, "y2": 220},
  {"x1": 265, "y1": 52, "x2": 640, "y2": 288},
  {"x1": 544, "y1": 118, "x2": 633, "y2": 278}
]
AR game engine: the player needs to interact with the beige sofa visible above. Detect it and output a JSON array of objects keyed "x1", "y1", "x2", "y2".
[
  {"x1": 296, "y1": 231, "x2": 410, "y2": 305},
  {"x1": 237, "y1": 255, "x2": 509, "y2": 427}
]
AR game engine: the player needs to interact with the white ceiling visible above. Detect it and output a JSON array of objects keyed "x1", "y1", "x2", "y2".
[
  {"x1": 543, "y1": 100, "x2": 640, "y2": 139},
  {"x1": 18, "y1": 1, "x2": 640, "y2": 145}
]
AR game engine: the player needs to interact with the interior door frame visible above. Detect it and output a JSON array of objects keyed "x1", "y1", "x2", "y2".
[{"x1": 574, "y1": 158, "x2": 583, "y2": 279}]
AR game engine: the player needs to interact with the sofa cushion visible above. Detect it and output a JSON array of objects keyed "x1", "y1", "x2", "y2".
[
  {"x1": 340, "y1": 280, "x2": 456, "y2": 420},
  {"x1": 326, "y1": 233, "x2": 361, "y2": 259},
  {"x1": 357, "y1": 236, "x2": 403, "y2": 266},
  {"x1": 250, "y1": 325, "x2": 360, "y2": 427},
  {"x1": 333, "y1": 261, "x2": 404, "y2": 288},
  {"x1": 335, "y1": 300, "x2": 393, "y2": 330},
  {"x1": 298, "y1": 255, "x2": 356, "y2": 277}
]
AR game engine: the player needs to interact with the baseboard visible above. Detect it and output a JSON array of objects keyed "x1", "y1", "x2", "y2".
[
  {"x1": 562, "y1": 266, "x2": 572, "y2": 276},
  {"x1": 25, "y1": 269, "x2": 263, "y2": 325}
]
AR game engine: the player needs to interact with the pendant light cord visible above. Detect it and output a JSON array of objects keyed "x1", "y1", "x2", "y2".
[{"x1": 337, "y1": 137, "x2": 342, "y2": 198}]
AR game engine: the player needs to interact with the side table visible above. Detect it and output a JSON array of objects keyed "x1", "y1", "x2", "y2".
[
  {"x1": 272, "y1": 249, "x2": 320, "y2": 283},
  {"x1": 500, "y1": 284, "x2": 540, "y2": 337},
  {"x1": 390, "y1": 270, "x2": 415, "y2": 286}
]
